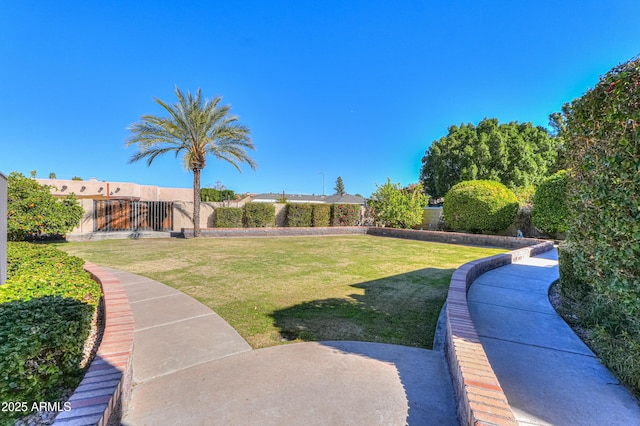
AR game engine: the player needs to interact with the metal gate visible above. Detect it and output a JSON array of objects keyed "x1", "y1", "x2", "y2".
[{"x1": 93, "y1": 200, "x2": 173, "y2": 232}]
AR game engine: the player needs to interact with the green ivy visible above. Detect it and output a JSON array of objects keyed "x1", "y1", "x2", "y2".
[{"x1": 0, "y1": 243, "x2": 101, "y2": 422}]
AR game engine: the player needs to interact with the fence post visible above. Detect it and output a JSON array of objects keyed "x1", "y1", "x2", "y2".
[{"x1": 1, "y1": 172, "x2": 7, "y2": 284}]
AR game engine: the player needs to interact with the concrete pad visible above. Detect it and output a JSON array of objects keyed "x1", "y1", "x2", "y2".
[
  {"x1": 129, "y1": 292, "x2": 214, "y2": 330},
  {"x1": 467, "y1": 283, "x2": 557, "y2": 314},
  {"x1": 468, "y1": 300, "x2": 594, "y2": 356},
  {"x1": 482, "y1": 338, "x2": 640, "y2": 425},
  {"x1": 472, "y1": 273, "x2": 552, "y2": 295},
  {"x1": 122, "y1": 342, "x2": 457, "y2": 426},
  {"x1": 477, "y1": 263, "x2": 559, "y2": 283},
  {"x1": 133, "y1": 314, "x2": 251, "y2": 383},
  {"x1": 122, "y1": 279, "x2": 181, "y2": 303}
]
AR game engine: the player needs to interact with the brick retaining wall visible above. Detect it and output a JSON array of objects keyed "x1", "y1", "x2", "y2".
[
  {"x1": 445, "y1": 241, "x2": 554, "y2": 425},
  {"x1": 53, "y1": 263, "x2": 134, "y2": 426}
]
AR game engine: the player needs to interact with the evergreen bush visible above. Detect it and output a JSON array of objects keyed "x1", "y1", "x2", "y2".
[
  {"x1": 442, "y1": 180, "x2": 518, "y2": 233},
  {"x1": 532, "y1": 170, "x2": 569, "y2": 236},
  {"x1": 330, "y1": 204, "x2": 360, "y2": 226},
  {"x1": 0, "y1": 243, "x2": 101, "y2": 422},
  {"x1": 311, "y1": 204, "x2": 331, "y2": 227},
  {"x1": 243, "y1": 202, "x2": 275, "y2": 227},
  {"x1": 560, "y1": 56, "x2": 640, "y2": 395},
  {"x1": 215, "y1": 207, "x2": 243, "y2": 227},
  {"x1": 285, "y1": 203, "x2": 313, "y2": 227}
]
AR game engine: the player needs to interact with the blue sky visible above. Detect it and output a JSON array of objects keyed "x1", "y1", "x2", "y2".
[{"x1": 2, "y1": 1, "x2": 639, "y2": 197}]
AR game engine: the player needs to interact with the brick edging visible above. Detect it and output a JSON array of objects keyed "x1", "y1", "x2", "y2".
[
  {"x1": 445, "y1": 241, "x2": 555, "y2": 426},
  {"x1": 53, "y1": 263, "x2": 134, "y2": 426}
]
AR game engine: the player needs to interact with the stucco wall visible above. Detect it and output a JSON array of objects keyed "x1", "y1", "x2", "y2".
[{"x1": 36, "y1": 178, "x2": 193, "y2": 202}]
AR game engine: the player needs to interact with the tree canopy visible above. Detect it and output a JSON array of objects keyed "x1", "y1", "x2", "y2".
[
  {"x1": 369, "y1": 179, "x2": 428, "y2": 229},
  {"x1": 420, "y1": 118, "x2": 560, "y2": 198},
  {"x1": 7, "y1": 172, "x2": 84, "y2": 241},
  {"x1": 334, "y1": 176, "x2": 345, "y2": 196}
]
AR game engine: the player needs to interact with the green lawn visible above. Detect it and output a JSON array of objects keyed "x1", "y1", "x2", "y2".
[{"x1": 57, "y1": 235, "x2": 506, "y2": 349}]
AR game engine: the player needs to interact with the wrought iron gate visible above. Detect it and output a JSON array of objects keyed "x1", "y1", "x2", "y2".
[{"x1": 93, "y1": 200, "x2": 173, "y2": 232}]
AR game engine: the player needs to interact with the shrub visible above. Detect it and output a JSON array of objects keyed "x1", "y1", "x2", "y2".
[
  {"x1": 286, "y1": 204, "x2": 312, "y2": 227},
  {"x1": 311, "y1": 204, "x2": 331, "y2": 227},
  {"x1": 369, "y1": 179, "x2": 429, "y2": 228},
  {"x1": 443, "y1": 180, "x2": 519, "y2": 233},
  {"x1": 215, "y1": 207, "x2": 243, "y2": 228},
  {"x1": 557, "y1": 243, "x2": 590, "y2": 301},
  {"x1": 558, "y1": 56, "x2": 640, "y2": 395},
  {"x1": 7, "y1": 172, "x2": 84, "y2": 241},
  {"x1": 532, "y1": 170, "x2": 569, "y2": 236},
  {"x1": 331, "y1": 204, "x2": 360, "y2": 226},
  {"x1": 0, "y1": 243, "x2": 101, "y2": 421},
  {"x1": 201, "y1": 188, "x2": 235, "y2": 202},
  {"x1": 243, "y1": 202, "x2": 275, "y2": 227}
]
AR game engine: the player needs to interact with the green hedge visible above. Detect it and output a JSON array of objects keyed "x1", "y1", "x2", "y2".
[
  {"x1": 532, "y1": 170, "x2": 569, "y2": 236},
  {"x1": 560, "y1": 56, "x2": 640, "y2": 395},
  {"x1": 200, "y1": 188, "x2": 235, "y2": 202},
  {"x1": 286, "y1": 204, "x2": 313, "y2": 227},
  {"x1": 331, "y1": 204, "x2": 360, "y2": 226},
  {"x1": 443, "y1": 180, "x2": 519, "y2": 233},
  {"x1": 243, "y1": 202, "x2": 276, "y2": 227},
  {"x1": 0, "y1": 243, "x2": 101, "y2": 421},
  {"x1": 312, "y1": 204, "x2": 331, "y2": 227},
  {"x1": 215, "y1": 207, "x2": 243, "y2": 228}
]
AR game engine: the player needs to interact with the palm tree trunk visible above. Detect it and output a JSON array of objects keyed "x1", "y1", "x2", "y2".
[{"x1": 193, "y1": 168, "x2": 201, "y2": 237}]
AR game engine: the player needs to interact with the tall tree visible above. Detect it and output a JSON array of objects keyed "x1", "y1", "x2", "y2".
[
  {"x1": 419, "y1": 118, "x2": 559, "y2": 198},
  {"x1": 126, "y1": 86, "x2": 256, "y2": 237},
  {"x1": 334, "y1": 176, "x2": 345, "y2": 195}
]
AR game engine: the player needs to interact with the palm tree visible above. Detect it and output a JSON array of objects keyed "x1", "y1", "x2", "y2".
[{"x1": 126, "y1": 86, "x2": 256, "y2": 237}]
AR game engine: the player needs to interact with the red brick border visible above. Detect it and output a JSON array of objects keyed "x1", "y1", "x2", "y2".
[
  {"x1": 445, "y1": 242, "x2": 554, "y2": 426},
  {"x1": 53, "y1": 263, "x2": 134, "y2": 426}
]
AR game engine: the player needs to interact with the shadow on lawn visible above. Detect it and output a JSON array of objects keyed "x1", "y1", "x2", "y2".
[
  {"x1": 270, "y1": 267, "x2": 459, "y2": 425},
  {"x1": 270, "y1": 267, "x2": 455, "y2": 350}
]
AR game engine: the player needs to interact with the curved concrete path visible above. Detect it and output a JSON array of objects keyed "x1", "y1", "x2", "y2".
[
  {"x1": 105, "y1": 268, "x2": 457, "y2": 426},
  {"x1": 468, "y1": 249, "x2": 640, "y2": 425}
]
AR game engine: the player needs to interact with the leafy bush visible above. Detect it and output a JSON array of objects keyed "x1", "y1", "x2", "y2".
[
  {"x1": 331, "y1": 204, "x2": 360, "y2": 226},
  {"x1": 201, "y1": 188, "x2": 236, "y2": 202},
  {"x1": 286, "y1": 204, "x2": 312, "y2": 227},
  {"x1": 559, "y1": 56, "x2": 640, "y2": 395},
  {"x1": 532, "y1": 170, "x2": 569, "y2": 236},
  {"x1": 243, "y1": 203, "x2": 275, "y2": 227},
  {"x1": 0, "y1": 243, "x2": 101, "y2": 421},
  {"x1": 557, "y1": 243, "x2": 590, "y2": 301},
  {"x1": 311, "y1": 204, "x2": 331, "y2": 227},
  {"x1": 215, "y1": 207, "x2": 243, "y2": 227},
  {"x1": 369, "y1": 179, "x2": 429, "y2": 228},
  {"x1": 443, "y1": 180, "x2": 519, "y2": 233},
  {"x1": 7, "y1": 172, "x2": 84, "y2": 241}
]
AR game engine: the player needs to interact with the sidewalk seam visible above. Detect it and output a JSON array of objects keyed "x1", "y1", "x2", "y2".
[{"x1": 134, "y1": 312, "x2": 216, "y2": 332}]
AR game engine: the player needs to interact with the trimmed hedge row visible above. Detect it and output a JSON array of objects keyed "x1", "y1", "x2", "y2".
[
  {"x1": 0, "y1": 243, "x2": 102, "y2": 422},
  {"x1": 213, "y1": 203, "x2": 361, "y2": 228}
]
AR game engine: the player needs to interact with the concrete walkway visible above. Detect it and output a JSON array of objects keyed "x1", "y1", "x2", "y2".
[
  {"x1": 468, "y1": 249, "x2": 640, "y2": 425},
  {"x1": 106, "y1": 268, "x2": 457, "y2": 426},
  {"x1": 105, "y1": 248, "x2": 640, "y2": 425}
]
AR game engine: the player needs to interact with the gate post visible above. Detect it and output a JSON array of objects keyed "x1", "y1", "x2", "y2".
[{"x1": 1, "y1": 172, "x2": 7, "y2": 284}]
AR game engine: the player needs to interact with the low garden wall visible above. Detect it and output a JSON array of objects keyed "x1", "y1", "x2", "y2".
[
  {"x1": 444, "y1": 240, "x2": 554, "y2": 425},
  {"x1": 53, "y1": 264, "x2": 134, "y2": 426}
]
